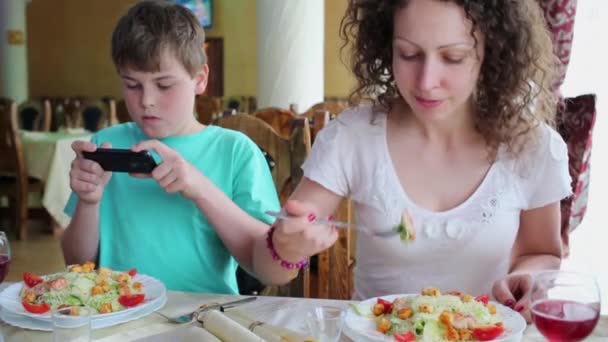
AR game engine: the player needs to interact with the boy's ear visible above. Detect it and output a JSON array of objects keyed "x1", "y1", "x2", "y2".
[{"x1": 194, "y1": 64, "x2": 209, "y2": 95}]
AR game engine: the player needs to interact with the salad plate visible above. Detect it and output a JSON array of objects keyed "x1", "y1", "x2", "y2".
[
  {"x1": 344, "y1": 293, "x2": 526, "y2": 342},
  {"x1": 0, "y1": 293, "x2": 167, "y2": 331},
  {"x1": 0, "y1": 274, "x2": 166, "y2": 322}
]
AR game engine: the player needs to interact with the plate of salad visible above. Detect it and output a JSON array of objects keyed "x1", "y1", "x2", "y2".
[
  {"x1": 0, "y1": 262, "x2": 166, "y2": 322},
  {"x1": 344, "y1": 288, "x2": 526, "y2": 342}
]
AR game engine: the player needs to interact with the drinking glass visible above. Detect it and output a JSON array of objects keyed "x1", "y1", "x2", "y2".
[
  {"x1": 52, "y1": 306, "x2": 92, "y2": 342},
  {"x1": 530, "y1": 270, "x2": 601, "y2": 342},
  {"x1": 306, "y1": 306, "x2": 346, "y2": 342},
  {"x1": 0, "y1": 231, "x2": 11, "y2": 284}
]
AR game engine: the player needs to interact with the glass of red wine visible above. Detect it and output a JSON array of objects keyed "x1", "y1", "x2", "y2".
[
  {"x1": 530, "y1": 270, "x2": 601, "y2": 342},
  {"x1": 0, "y1": 231, "x2": 11, "y2": 284}
]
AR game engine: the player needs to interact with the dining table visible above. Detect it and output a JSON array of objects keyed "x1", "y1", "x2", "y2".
[
  {"x1": 0, "y1": 282, "x2": 606, "y2": 342},
  {"x1": 21, "y1": 129, "x2": 93, "y2": 229}
]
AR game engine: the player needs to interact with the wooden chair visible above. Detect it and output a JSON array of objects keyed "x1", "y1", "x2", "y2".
[
  {"x1": 304, "y1": 100, "x2": 348, "y2": 118},
  {"x1": 116, "y1": 99, "x2": 131, "y2": 123},
  {"x1": 195, "y1": 95, "x2": 222, "y2": 125},
  {"x1": 304, "y1": 112, "x2": 355, "y2": 300},
  {"x1": 70, "y1": 98, "x2": 117, "y2": 132},
  {"x1": 214, "y1": 114, "x2": 312, "y2": 297},
  {"x1": 0, "y1": 98, "x2": 44, "y2": 240},
  {"x1": 17, "y1": 99, "x2": 52, "y2": 131},
  {"x1": 253, "y1": 107, "x2": 297, "y2": 140}
]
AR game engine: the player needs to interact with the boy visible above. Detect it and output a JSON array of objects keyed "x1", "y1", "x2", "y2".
[{"x1": 62, "y1": 0, "x2": 288, "y2": 293}]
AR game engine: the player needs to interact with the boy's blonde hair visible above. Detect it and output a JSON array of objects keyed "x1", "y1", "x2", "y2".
[{"x1": 111, "y1": 0, "x2": 207, "y2": 77}]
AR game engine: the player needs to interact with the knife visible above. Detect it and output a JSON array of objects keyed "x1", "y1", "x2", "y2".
[{"x1": 165, "y1": 297, "x2": 257, "y2": 324}]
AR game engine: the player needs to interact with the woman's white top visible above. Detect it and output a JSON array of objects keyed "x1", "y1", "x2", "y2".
[{"x1": 302, "y1": 106, "x2": 572, "y2": 300}]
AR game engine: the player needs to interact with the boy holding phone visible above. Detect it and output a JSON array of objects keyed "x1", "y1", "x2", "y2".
[{"x1": 63, "y1": 0, "x2": 292, "y2": 293}]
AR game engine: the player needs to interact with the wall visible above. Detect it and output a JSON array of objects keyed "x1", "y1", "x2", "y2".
[{"x1": 26, "y1": 0, "x2": 355, "y2": 103}]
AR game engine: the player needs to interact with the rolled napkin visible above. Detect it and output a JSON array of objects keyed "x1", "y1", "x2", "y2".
[
  {"x1": 224, "y1": 309, "x2": 318, "y2": 342},
  {"x1": 199, "y1": 309, "x2": 266, "y2": 342}
]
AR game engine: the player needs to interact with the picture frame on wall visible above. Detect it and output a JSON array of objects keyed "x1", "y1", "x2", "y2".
[{"x1": 173, "y1": 0, "x2": 213, "y2": 29}]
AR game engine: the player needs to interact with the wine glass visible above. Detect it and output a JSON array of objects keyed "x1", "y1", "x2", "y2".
[
  {"x1": 0, "y1": 231, "x2": 11, "y2": 285},
  {"x1": 530, "y1": 270, "x2": 601, "y2": 342}
]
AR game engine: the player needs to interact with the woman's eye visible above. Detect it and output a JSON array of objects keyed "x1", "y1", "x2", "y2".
[
  {"x1": 444, "y1": 56, "x2": 465, "y2": 64},
  {"x1": 400, "y1": 54, "x2": 419, "y2": 61},
  {"x1": 125, "y1": 84, "x2": 140, "y2": 89}
]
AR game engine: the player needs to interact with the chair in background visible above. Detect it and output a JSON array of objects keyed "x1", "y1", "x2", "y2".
[
  {"x1": 72, "y1": 98, "x2": 117, "y2": 132},
  {"x1": 214, "y1": 114, "x2": 312, "y2": 297},
  {"x1": 556, "y1": 94, "x2": 597, "y2": 257},
  {"x1": 253, "y1": 107, "x2": 296, "y2": 139},
  {"x1": 116, "y1": 99, "x2": 131, "y2": 123},
  {"x1": 195, "y1": 95, "x2": 222, "y2": 125},
  {"x1": 17, "y1": 99, "x2": 52, "y2": 131},
  {"x1": 0, "y1": 98, "x2": 44, "y2": 240},
  {"x1": 304, "y1": 100, "x2": 348, "y2": 119}
]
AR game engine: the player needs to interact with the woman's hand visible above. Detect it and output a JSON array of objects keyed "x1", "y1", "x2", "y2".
[
  {"x1": 131, "y1": 140, "x2": 206, "y2": 201},
  {"x1": 492, "y1": 273, "x2": 533, "y2": 322},
  {"x1": 271, "y1": 200, "x2": 339, "y2": 262},
  {"x1": 69, "y1": 141, "x2": 112, "y2": 204}
]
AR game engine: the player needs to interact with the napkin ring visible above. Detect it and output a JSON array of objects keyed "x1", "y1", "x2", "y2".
[
  {"x1": 248, "y1": 321, "x2": 265, "y2": 332},
  {"x1": 194, "y1": 303, "x2": 224, "y2": 325}
]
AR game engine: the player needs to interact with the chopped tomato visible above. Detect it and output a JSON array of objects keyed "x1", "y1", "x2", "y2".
[
  {"x1": 23, "y1": 272, "x2": 43, "y2": 288},
  {"x1": 22, "y1": 301, "x2": 50, "y2": 314},
  {"x1": 394, "y1": 331, "x2": 416, "y2": 342},
  {"x1": 127, "y1": 268, "x2": 137, "y2": 277},
  {"x1": 118, "y1": 294, "x2": 145, "y2": 307},
  {"x1": 475, "y1": 294, "x2": 490, "y2": 305},
  {"x1": 377, "y1": 298, "x2": 393, "y2": 313},
  {"x1": 446, "y1": 291, "x2": 462, "y2": 296},
  {"x1": 472, "y1": 324, "x2": 505, "y2": 341}
]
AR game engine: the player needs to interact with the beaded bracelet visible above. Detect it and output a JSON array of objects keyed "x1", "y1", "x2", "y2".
[{"x1": 266, "y1": 226, "x2": 309, "y2": 270}]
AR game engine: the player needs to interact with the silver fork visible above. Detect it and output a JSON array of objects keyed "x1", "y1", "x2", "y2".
[
  {"x1": 265, "y1": 210, "x2": 398, "y2": 238},
  {"x1": 157, "y1": 297, "x2": 257, "y2": 324}
]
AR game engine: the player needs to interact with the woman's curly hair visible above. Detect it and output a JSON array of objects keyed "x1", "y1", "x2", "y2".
[{"x1": 340, "y1": 0, "x2": 559, "y2": 156}]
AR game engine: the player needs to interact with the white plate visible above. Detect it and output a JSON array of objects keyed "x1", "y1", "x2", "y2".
[
  {"x1": 343, "y1": 294, "x2": 526, "y2": 342},
  {"x1": 0, "y1": 293, "x2": 167, "y2": 331},
  {"x1": 0, "y1": 274, "x2": 166, "y2": 322}
]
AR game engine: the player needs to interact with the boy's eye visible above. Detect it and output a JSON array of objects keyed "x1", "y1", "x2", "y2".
[
  {"x1": 125, "y1": 84, "x2": 140, "y2": 89},
  {"x1": 157, "y1": 84, "x2": 173, "y2": 90}
]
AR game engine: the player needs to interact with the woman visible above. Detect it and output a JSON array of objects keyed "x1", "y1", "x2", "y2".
[{"x1": 260, "y1": 0, "x2": 571, "y2": 321}]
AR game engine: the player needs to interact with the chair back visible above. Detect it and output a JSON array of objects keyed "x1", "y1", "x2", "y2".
[
  {"x1": 195, "y1": 96, "x2": 222, "y2": 125},
  {"x1": 17, "y1": 99, "x2": 51, "y2": 131},
  {"x1": 75, "y1": 98, "x2": 116, "y2": 131},
  {"x1": 0, "y1": 98, "x2": 28, "y2": 206},
  {"x1": 214, "y1": 114, "x2": 313, "y2": 296},
  {"x1": 253, "y1": 107, "x2": 296, "y2": 139},
  {"x1": 556, "y1": 94, "x2": 597, "y2": 257},
  {"x1": 116, "y1": 99, "x2": 131, "y2": 123}
]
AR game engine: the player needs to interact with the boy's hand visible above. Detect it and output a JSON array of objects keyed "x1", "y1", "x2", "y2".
[
  {"x1": 131, "y1": 140, "x2": 205, "y2": 201},
  {"x1": 70, "y1": 141, "x2": 113, "y2": 205}
]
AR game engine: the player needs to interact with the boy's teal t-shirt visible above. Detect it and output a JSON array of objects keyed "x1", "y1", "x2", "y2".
[{"x1": 64, "y1": 123, "x2": 279, "y2": 293}]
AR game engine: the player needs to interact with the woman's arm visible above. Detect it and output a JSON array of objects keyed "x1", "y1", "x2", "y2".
[
  {"x1": 492, "y1": 201, "x2": 562, "y2": 320},
  {"x1": 510, "y1": 202, "x2": 563, "y2": 274}
]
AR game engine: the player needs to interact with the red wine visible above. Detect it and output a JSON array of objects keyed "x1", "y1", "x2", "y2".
[
  {"x1": 532, "y1": 299, "x2": 599, "y2": 342},
  {"x1": 0, "y1": 254, "x2": 10, "y2": 283}
]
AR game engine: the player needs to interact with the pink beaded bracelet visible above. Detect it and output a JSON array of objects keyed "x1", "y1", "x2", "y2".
[{"x1": 266, "y1": 226, "x2": 309, "y2": 270}]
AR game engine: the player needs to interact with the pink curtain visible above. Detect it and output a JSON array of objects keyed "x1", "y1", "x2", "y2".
[{"x1": 538, "y1": 0, "x2": 597, "y2": 257}]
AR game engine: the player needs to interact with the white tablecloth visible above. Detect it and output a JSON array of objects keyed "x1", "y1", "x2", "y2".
[
  {"x1": 21, "y1": 129, "x2": 92, "y2": 228},
  {"x1": 1, "y1": 283, "x2": 607, "y2": 341}
]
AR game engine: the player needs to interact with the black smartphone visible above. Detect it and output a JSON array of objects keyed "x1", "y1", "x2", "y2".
[{"x1": 82, "y1": 148, "x2": 158, "y2": 173}]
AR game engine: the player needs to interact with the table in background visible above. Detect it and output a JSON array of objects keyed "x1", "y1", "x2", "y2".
[{"x1": 21, "y1": 129, "x2": 92, "y2": 228}]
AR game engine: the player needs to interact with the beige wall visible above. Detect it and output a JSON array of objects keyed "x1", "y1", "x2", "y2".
[{"x1": 26, "y1": 1, "x2": 355, "y2": 103}]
